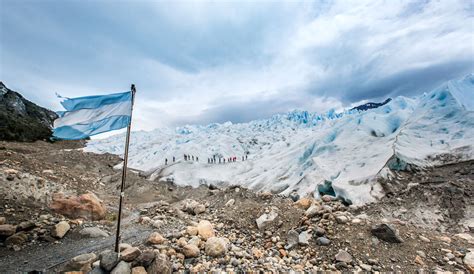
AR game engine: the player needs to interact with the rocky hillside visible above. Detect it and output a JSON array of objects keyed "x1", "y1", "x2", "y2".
[{"x1": 0, "y1": 82, "x2": 57, "y2": 141}]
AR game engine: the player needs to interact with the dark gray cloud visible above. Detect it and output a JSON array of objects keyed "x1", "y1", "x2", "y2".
[{"x1": 0, "y1": 0, "x2": 472, "y2": 131}]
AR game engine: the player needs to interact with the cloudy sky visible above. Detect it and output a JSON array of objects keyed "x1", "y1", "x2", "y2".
[{"x1": 1, "y1": 0, "x2": 473, "y2": 131}]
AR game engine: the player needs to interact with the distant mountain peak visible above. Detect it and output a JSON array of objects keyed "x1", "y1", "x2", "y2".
[{"x1": 350, "y1": 98, "x2": 392, "y2": 112}]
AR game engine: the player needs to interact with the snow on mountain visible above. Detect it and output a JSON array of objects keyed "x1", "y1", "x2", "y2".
[{"x1": 85, "y1": 74, "x2": 474, "y2": 205}]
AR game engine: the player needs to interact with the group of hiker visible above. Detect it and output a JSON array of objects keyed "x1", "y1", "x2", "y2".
[
  {"x1": 207, "y1": 154, "x2": 248, "y2": 164},
  {"x1": 164, "y1": 154, "x2": 248, "y2": 165}
]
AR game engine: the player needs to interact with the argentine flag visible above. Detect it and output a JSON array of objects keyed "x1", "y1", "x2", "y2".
[{"x1": 53, "y1": 91, "x2": 133, "y2": 140}]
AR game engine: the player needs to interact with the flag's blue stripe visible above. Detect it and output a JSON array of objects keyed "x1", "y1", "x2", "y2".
[
  {"x1": 60, "y1": 91, "x2": 131, "y2": 111},
  {"x1": 53, "y1": 115, "x2": 130, "y2": 140}
]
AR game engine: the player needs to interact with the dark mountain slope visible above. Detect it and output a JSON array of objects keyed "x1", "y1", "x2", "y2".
[{"x1": 0, "y1": 82, "x2": 58, "y2": 141}]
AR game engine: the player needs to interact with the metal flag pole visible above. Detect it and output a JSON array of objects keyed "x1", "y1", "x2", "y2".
[{"x1": 115, "y1": 84, "x2": 136, "y2": 253}]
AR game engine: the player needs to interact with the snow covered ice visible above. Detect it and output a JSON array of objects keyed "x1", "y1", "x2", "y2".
[{"x1": 86, "y1": 74, "x2": 474, "y2": 205}]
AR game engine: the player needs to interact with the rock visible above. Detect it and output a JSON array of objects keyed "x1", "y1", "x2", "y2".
[
  {"x1": 294, "y1": 198, "x2": 312, "y2": 210},
  {"x1": 17, "y1": 221, "x2": 36, "y2": 231},
  {"x1": 182, "y1": 244, "x2": 200, "y2": 258},
  {"x1": 0, "y1": 224, "x2": 16, "y2": 236},
  {"x1": 305, "y1": 205, "x2": 320, "y2": 218},
  {"x1": 186, "y1": 226, "x2": 198, "y2": 236},
  {"x1": 298, "y1": 231, "x2": 310, "y2": 245},
  {"x1": 5, "y1": 232, "x2": 28, "y2": 246},
  {"x1": 131, "y1": 266, "x2": 147, "y2": 274},
  {"x1": 147, "y1": 232, "x2": 165, "y2": 244},
  {"x1": 80, "y1": 227, "x2": 109, "y2": 238},
  {"x1": 119, "y1": 243, "x2": 132, "y2": 251},
  {"x1": 111, "y1": 261, "x2": 131, "y2": 274},
  {"x1": 455, "y1": 233, "x2": 474, "y2": 244},
  {"x1": 316, "y1": 237, "x2": 331, "y2": 246},
  {"x1": 464, "y1": 251, "x2": 474, "y2": 272},
  {"x1": 188, "y1": 236, "x2": 200, "y2": 247},
  {"x1": 205, "y1": 237, "x2": 228, "y2": 257},
  {"x1": 335, "y1": 250, "x2": 352, "y2": 263},
  {"x1": 147, "y1": 253, "x2": 172, "y2": 274},
  {"x1": 335, "y1": 215, "x2": 349, "y2": 224},
  {"x1": 193, "y1": 204, "x2": 206, "y2": 215},
  {"x1": 321, "y1": 195, "x2": 334, "y2": 202},
  {"x1": 286, "y1": 229, "x2": 299, "y2": 249},
  {"x1": 50, "y1": 192, "x2": 107, "y2": 220},
  {"x1": 416, "y1": 251, "x2": 426, "y2": 258},
  {"x1": 289, "y1": 192, "x2": 300, "y2": 202},
  {"x1": 437, "y1": 235, "x2": 452, "y2": 243},
  {"x1": 51, "y1": 221, "x2": 70, "y2": 238},
  {"x1": 66, "y1": 253, "x2": 97, "y2": 272},
  {"x1": 121, "y1": 247, "x2": 141, "y2": 262},
  {"x1": 197, "y1": 220, "x2": 215, "y2": 240},
  {"x1": 134, "y1": 250, "x2": 155, "y2": 267},
  {"x1": 313, "y1": 226, "x2": 326, "y2": 237},
  {"x1": 252, "y1": 248, "x2": 264, "y2": 259},
  {"x1": 371, "y1": 223, "x2": 403, "y2": 243},
  {"x1": 152, "y1": 220, "x2": 164, "y2": 228},
  {"x1": 100, "y1": 250, "x2": 120, "y2": 271},
  {"x1": 360, "y1": 263, "x2": 372, "y2": 271},
  {"x1": 419, "y1": 235, "x2": 430, "y2": 243},
  {"x1": 0, "y1": 217, "x2": 5, "y2": 225},
  {"x1": 256, "y1": 210, "x2": 278, "y2": 230},
  {"x1": 225, "y1": 199, "x2": 235, "y2": 207},
  {"x1": 415, "y1": 255, "x2": 425, "y2": 265}
]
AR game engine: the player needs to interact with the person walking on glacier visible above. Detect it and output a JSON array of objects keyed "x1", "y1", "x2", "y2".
[{"x1": 165, "y1": 158, "x2": 168, "y2": 165}]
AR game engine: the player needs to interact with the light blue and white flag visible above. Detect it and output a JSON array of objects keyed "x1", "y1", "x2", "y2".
[{"x1": 53, "y1": 91, "x2": 133, "y2": 140}]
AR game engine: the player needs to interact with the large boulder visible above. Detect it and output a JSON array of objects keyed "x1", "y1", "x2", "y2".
[{"x1": 50, "y1": 192, "x2": 107, "y2": 220}]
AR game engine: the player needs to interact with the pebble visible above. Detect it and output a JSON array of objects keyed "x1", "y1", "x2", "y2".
[
  {"x1": 51, "y1": 221, "x2": 70, "y2": 239},
  {"x1": 147, "y1": 232, "x2": 165, "y2": 244},
  {"x1": 316, "y1": 237, "x2": 331, "y2": 246},
  {"x1": 335, "y1": 250, "x2": 352, "y2": 263}
]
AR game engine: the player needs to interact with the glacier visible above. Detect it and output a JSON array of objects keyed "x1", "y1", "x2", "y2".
[{"x1": 85, "y1": 74, "x2": 474, "y2": 205}]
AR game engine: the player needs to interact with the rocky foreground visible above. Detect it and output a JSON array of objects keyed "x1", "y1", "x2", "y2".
[{"x1": 0, "y1": 141, "x2": 473, "y2": 273}]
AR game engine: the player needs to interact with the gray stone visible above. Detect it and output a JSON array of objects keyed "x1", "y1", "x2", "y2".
[
  {"x1": 316, "y1": 237, "x2": 331, "y2": 246},
  {"x1": 100, "y1": 250, "x2": 120, "y2": 271},
  {"x1": 80, "y1": 227, "x2": 109, "y2": 238},
  {"x1": 66, "y1": 253, "x2": 97, "y2": 272},
  {"x1": 313, "y1": 226, "x2": 326, "y2": 237},
  {"x1": 298, "y1": 231, "x2": 310, "y2": 245},
  {"x1": 134, "y1": 249, "x2": 155, "y2": 267},
  {"x1": 305, "y1": 205, "x2": 320, "y2": 217},
  {"x1": 111, "y1": 261, "x2": 131, "y2": 274},
  {"x1": 335, "y1": 250, "x2": 352, "y2": 263},
  {"x1": 286, "y1": 229, "x2": 299, "y2": 249},
  {"x1": 147, "y1": 253, "x2": 172, "y2": 274},
  {"x1": 371, "y1": 223, "x2": 403, "y2": 243},
  {"x1": 205, "y1": 237, "x2": 228, "y2": 257},
  {"x1": 256, "y1": 210, "x2": 278, "y2": 230}
]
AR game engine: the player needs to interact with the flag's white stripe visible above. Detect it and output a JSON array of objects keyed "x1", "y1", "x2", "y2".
[{"x1": 54, "y1": 100, "x2": 131, "y2": 128}]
